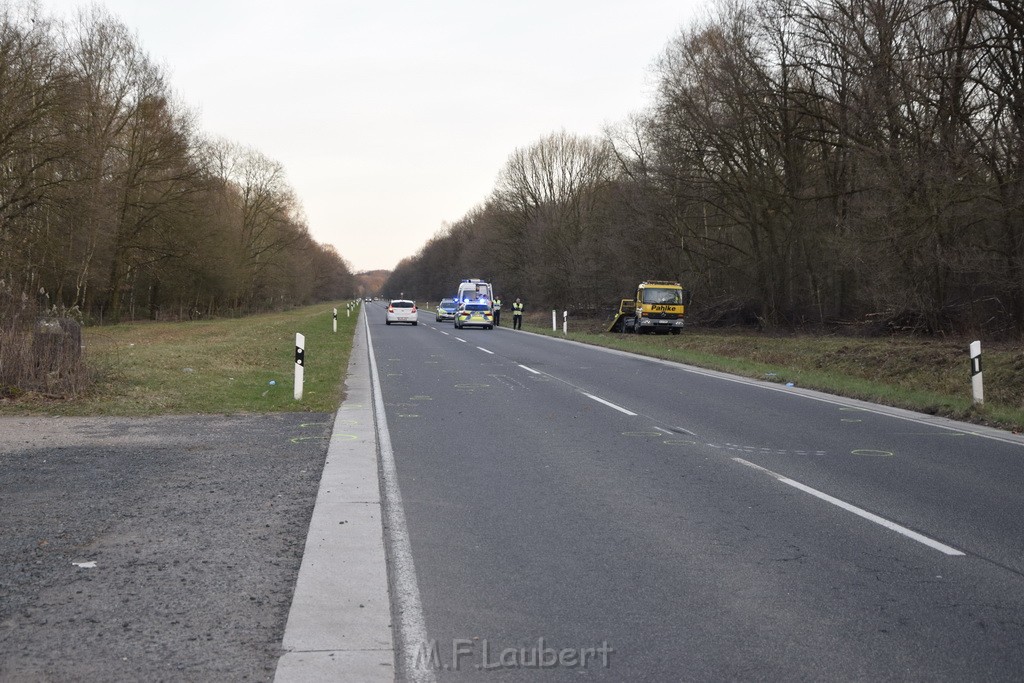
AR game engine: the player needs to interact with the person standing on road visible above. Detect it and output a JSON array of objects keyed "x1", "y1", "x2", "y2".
[
  {"x1": 512, "y1": 298, "x2": 523, "y2": 330},
  {"x1": 493, "y1": 297, "x2": 502, "y2": 327}
]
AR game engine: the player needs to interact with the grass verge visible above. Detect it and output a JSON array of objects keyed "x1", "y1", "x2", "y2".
[
  {"x1": 1, "y1": 302, "x2": 359, "y2": 416},
  {"x1": 521, "y1": 317, "x2": 1024, "y2": 433},
  {"x1": 5, "y1": 305, "x2": 1021, "y2": 432}
]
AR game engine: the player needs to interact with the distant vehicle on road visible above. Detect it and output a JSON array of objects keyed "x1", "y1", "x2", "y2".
[
  {"x1": 457, "y1": 279, "x2": 493, "y2": 304},
  {"x1": 436, "y1": 298, "x2": 458, "y2": 322},
  {"x1": 386, "y1": 299, "x2": 418, "y2": 325},
  {"x1": 454, "y1": 301, "x2": 493, "y2": 330}
]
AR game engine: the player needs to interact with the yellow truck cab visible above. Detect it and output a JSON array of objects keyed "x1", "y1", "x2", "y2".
[
  {"x1": 633, "y1": 281, "x2": 688, "y2": 334},
  {"x1": 608, "y1": 281, "x2": 690, "y2": 334}
]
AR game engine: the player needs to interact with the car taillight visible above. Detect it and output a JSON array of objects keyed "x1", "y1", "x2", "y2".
[
  {"x1": 411, "y1": 306, "x2": 416, "y2": 313},
  {"x1": 388, "y1": 306, "x2": 394, "y2": 312}
]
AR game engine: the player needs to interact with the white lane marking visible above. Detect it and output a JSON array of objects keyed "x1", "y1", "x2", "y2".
[
  {"x1": 733, "y1": 458, "x2": 965, "y2": 557},
  {"x1": 439, "y1": 331, "x2": 450, "y2": 336},
  {"x1": 519, "y1": 364, "x2": 541, "y2": 375},
  {"x1": 455, "y1": 337, "x2": 467, "y2": 343},
  {"x1": 477, "y1": 347, "x2": 494, "y2": 354},
  {"x1": 364, "y1": 316, "x2": 437, "y2": 683},
  {"x1": 524, "y1": 332, "x2": 1024, "y2": 449},
  {"x1": 653, "y1": 426, "x2": 672, "y2": 435},
  {"x1": 580, "y1": 392, "x2": 638, "y2": 416}
]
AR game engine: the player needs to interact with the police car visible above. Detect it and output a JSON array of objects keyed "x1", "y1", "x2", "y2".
[
  {"x1": 436, "y1": 298, "x2": 459, "y2": 322},
  {"x1": 454, "y1": 301, "x2": 493, "y2": 329}
]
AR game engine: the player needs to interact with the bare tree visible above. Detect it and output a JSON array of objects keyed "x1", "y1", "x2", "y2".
[
  {"x1": 0, "y1": 5, "x2": 69, "y2": 300},
  {"x1": 491, "y1": 131, "x2": 616, "y2": 306}
]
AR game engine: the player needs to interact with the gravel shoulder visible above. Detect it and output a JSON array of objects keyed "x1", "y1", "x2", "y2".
[{"x1": 0, "y1": 413, "x2": 331, "y2": 682}]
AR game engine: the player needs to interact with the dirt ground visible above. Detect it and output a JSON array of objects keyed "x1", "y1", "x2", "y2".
[{"x1": 0, "y1": 413, "x2": 331, "y2": 682}]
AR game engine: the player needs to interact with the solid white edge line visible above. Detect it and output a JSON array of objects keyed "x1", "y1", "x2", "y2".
[
  {"x1": 733, "y1": 458, "x2": 965, "y2": 557},
  {"x1": 517, "y1": 328, "x2": 1024, "y2": 449},
  {"x1": 518, "y1": 364, "x2": 541, "y2": 375},
  {"x1": 477, "y1": 347, "x2": 494, "y2": 354},
  {"x1": 580, "y1": 391, "x2": 638, "y2": 417},
  {"x1": 364, "y1": 315, "x2": 437, "y2": 683}
]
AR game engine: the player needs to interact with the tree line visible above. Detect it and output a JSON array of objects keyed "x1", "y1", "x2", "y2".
[
  {"x1": 0, "y1": 3, "x2": 355, "y2": 324},
  {"x1": 384, "y1": 0, "x2": 1024, "y2": 336}
]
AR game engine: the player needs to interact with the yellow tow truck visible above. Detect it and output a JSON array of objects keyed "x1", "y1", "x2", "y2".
[{"x1": 608, "y1": 281, "x2": 690, "y2": 335}]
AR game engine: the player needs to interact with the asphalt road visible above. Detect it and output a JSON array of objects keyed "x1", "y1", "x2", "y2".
[
  {"x1": 369, "y1": 302, "x2": 1024, "y2": 680},
  {"x1": 7, "y1": 305, "x2": 1024, "y2": 682},
  {"x1": 0, "y1": 413, "x2": 330, "y2": 681}
]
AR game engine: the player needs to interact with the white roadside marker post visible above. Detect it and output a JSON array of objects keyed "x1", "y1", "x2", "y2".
[
  {"x1": 563, "y1": 310, "x2": 568, "y2": 335},
  {"x1": 970, "y1": 340, "x2": 983, "y2": 406},
  {"x1": 294, "y1": 333, "x2": 305, "y2": 401},
  {"x1": 552, "y1": 310, "x2": 556, "y2": 331},
  {"x1": 333, "y1": 308, "x2": 337, "y2": 333}
]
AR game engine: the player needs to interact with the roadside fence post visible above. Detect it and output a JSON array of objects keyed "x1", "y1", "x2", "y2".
[
  {"x1": 294, "y1": 333, "x2": 305, "y2": 401},
  {"x1": 970, "y1": 340, "x2": 983, "y2": 406}
]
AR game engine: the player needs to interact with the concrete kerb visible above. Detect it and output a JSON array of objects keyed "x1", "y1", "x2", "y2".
[{"x1": 274, "y1": 307, "x2": 395, "y2": 682}]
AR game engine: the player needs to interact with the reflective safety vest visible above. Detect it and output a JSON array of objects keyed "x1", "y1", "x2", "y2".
[
  {"x1": 494, "y1": 299, "x2": 502, "y2": 310},
  {"x1": 512, "y1": 302, "x2": 523, "y2": 315}
]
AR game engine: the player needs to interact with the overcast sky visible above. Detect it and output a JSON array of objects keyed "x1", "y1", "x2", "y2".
[{"x1": 39, "y1": 0, "x2": 706, "y2": 272}]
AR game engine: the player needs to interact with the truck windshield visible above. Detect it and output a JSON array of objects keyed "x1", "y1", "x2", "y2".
[{"x1": 642, "y1": 288, "x2": 682, "y2": 304}]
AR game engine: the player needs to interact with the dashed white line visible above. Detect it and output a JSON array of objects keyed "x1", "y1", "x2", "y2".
[
  {"x1": 455, "y1": 337, "x2": 467, "y2": 343},
  {"x1": 580, "y1": 392, "x2": 638, "y2": 416},
  {"x1": 519, "y1": 364, "x2": 541, "y2": 375},
  {"x1": 653, "y1": 426, "x2": 672, "y2": 435},
  {"x1": 477, "y1": 347, "x2": 494, "y2": 354},
  {"x1": 733, "y1": 458, "x2": 965, "y2": 557},
  {"x1": 439, "y1": 331, "x2": 450, "y2": 336}
]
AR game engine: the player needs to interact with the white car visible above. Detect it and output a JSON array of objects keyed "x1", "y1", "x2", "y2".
[{"x1": 386, "y1": 299, "x2": 418, "y2": 325}]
